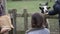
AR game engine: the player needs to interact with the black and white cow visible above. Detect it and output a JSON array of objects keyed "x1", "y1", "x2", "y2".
[{"x1": 39, "y1": 2, "x2": 51, "y2": 28}]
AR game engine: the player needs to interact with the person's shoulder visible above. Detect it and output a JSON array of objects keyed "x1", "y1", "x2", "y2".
[
  {"x1": 55, "y1": 4, "x2": 60, "y2": 9},
  {"x1": 44, "y1": 28, "x2": 50, "y2": 33},
  {"x1": 26, "y1": 28, "x2": 32, "y2": 33}
]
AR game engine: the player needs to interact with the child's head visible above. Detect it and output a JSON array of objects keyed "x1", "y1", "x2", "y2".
[{"x1": 31, "y1": 13, "x2": 46, "y2": 28}]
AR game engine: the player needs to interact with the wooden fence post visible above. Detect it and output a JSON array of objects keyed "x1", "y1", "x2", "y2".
[
  {"x1": 59, "y1": 21, "x2": 60, "y2": 34},
  {"x1": 8, "y1": 10, "x2": 13, "y2": 34},
  {"x1": 12, "y1": 9, "x2": 17, "y2": 34},
  {"x1": 23, "y1": 9, "x2": 28, "y2": 31},
  {"x1": 8, "y1": 9, "x2": 17, "y2": 34}
]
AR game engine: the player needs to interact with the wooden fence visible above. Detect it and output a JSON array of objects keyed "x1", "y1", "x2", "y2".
[{"x1": 8, "y1": 9, "x2": 59, "y2": 34}]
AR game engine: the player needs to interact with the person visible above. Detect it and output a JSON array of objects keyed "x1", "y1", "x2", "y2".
[
  {"x1": 25, "y1": 13, "x2": 50, "y2": 34},
  {"x1": 45, "y1": 0, "x2": 60, "y2": 25},
  {"x1": 0, "y1": 0, "x2": 14, "y2": 34}
]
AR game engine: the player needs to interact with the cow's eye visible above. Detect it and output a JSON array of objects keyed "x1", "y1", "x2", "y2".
[{"x1": 42, "y1": 8, "x2": 44, "y2": 9}]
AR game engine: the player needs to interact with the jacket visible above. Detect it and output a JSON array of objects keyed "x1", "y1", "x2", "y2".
[
  {"x1": 48, "y1": 0, "x2": 60, "y2": 25},
  {"x1": 25, "y1": 28, "x2": 50, "y2": 34}
]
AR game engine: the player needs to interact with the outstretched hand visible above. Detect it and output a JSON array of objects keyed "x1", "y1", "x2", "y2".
[{"x1": 43, "y1": 12, "x2": 50, "y2": 18}]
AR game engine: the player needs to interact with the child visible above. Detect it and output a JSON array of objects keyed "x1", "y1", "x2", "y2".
[{"x1": 25, "y1": 13, "x2": 50, "y2": 34}]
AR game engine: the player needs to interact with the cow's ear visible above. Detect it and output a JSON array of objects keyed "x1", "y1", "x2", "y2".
[
  {"x1": 39, "y1": 4, "x2": 41, "y2": 5},
  {"x1": 39, "y1": 7, "x2": 42, "y2": 10},
  {"x1": 47, "y1": 7, "x2": 51, "y2": 9},
  {"x1": 45, "y1": 2, "x2": 48, "y2": 5}
]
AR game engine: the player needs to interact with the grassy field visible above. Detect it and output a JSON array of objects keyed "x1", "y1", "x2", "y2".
[
  {"x1": 7, "y1": 1, "x2": 59, "y2": 34},
  {"x1": 7, "y1": 1, "x2": 54, "y2": 13}
]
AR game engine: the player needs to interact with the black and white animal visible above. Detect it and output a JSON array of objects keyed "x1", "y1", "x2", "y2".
[
  {"x1": 39, "y1": 2, "x2": 50, "y2": 14},
  {"x1": 39, "y1": 2, "x2": 51, "y2": 28}
]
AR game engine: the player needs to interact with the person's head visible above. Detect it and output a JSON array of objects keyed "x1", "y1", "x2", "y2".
[
  {"x1": 31, "y1": 13, "x2": 46, "y2": 28},
  {"x1": 55, "y1": 0, "x2": 60, "y2": 4}
]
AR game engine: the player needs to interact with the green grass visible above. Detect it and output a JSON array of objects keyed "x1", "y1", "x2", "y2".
[
  {"x1": 17, "y1": 31, "x2": 25, "y2": 34},
  {"x1": 7, "y1": 1, "x2": 54, "y2": 13},
  {"x1": 7, "y1": 1, "x2": 59, "y2": 34}
]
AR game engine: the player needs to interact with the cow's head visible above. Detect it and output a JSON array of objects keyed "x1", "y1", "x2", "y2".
[{"x1": 39, "y1": 2, "x2": 51, "y2": 14}]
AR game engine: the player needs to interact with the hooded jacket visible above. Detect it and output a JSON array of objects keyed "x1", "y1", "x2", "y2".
[{"x1": 48, "y1": 0, "x2": 60, "y2": 25}]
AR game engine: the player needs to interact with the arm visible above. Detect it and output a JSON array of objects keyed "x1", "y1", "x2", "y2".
[
  {"x1": 48, "y1": 10, "x2": 58, "y2": 15},
  {"x1": 48, "y1": 4, "x2": 59, "y2": 15},
  {"x1": 0, "y1": 14, "x2": 14, "y2": 33}
]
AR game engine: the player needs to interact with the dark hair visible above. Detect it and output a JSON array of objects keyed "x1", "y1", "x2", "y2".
[{"x1": 31, "y1": 13, "x2": 48, "y2": 28}]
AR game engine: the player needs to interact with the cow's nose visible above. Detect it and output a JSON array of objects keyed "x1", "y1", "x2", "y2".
[{"x1": 46, "y1": 10, "x2": 48, "y2": 13}]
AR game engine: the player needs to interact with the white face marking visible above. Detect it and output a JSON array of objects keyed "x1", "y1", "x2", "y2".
[{"x1": 42, "y1": 6, "x2": 48, "y2": 13}]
